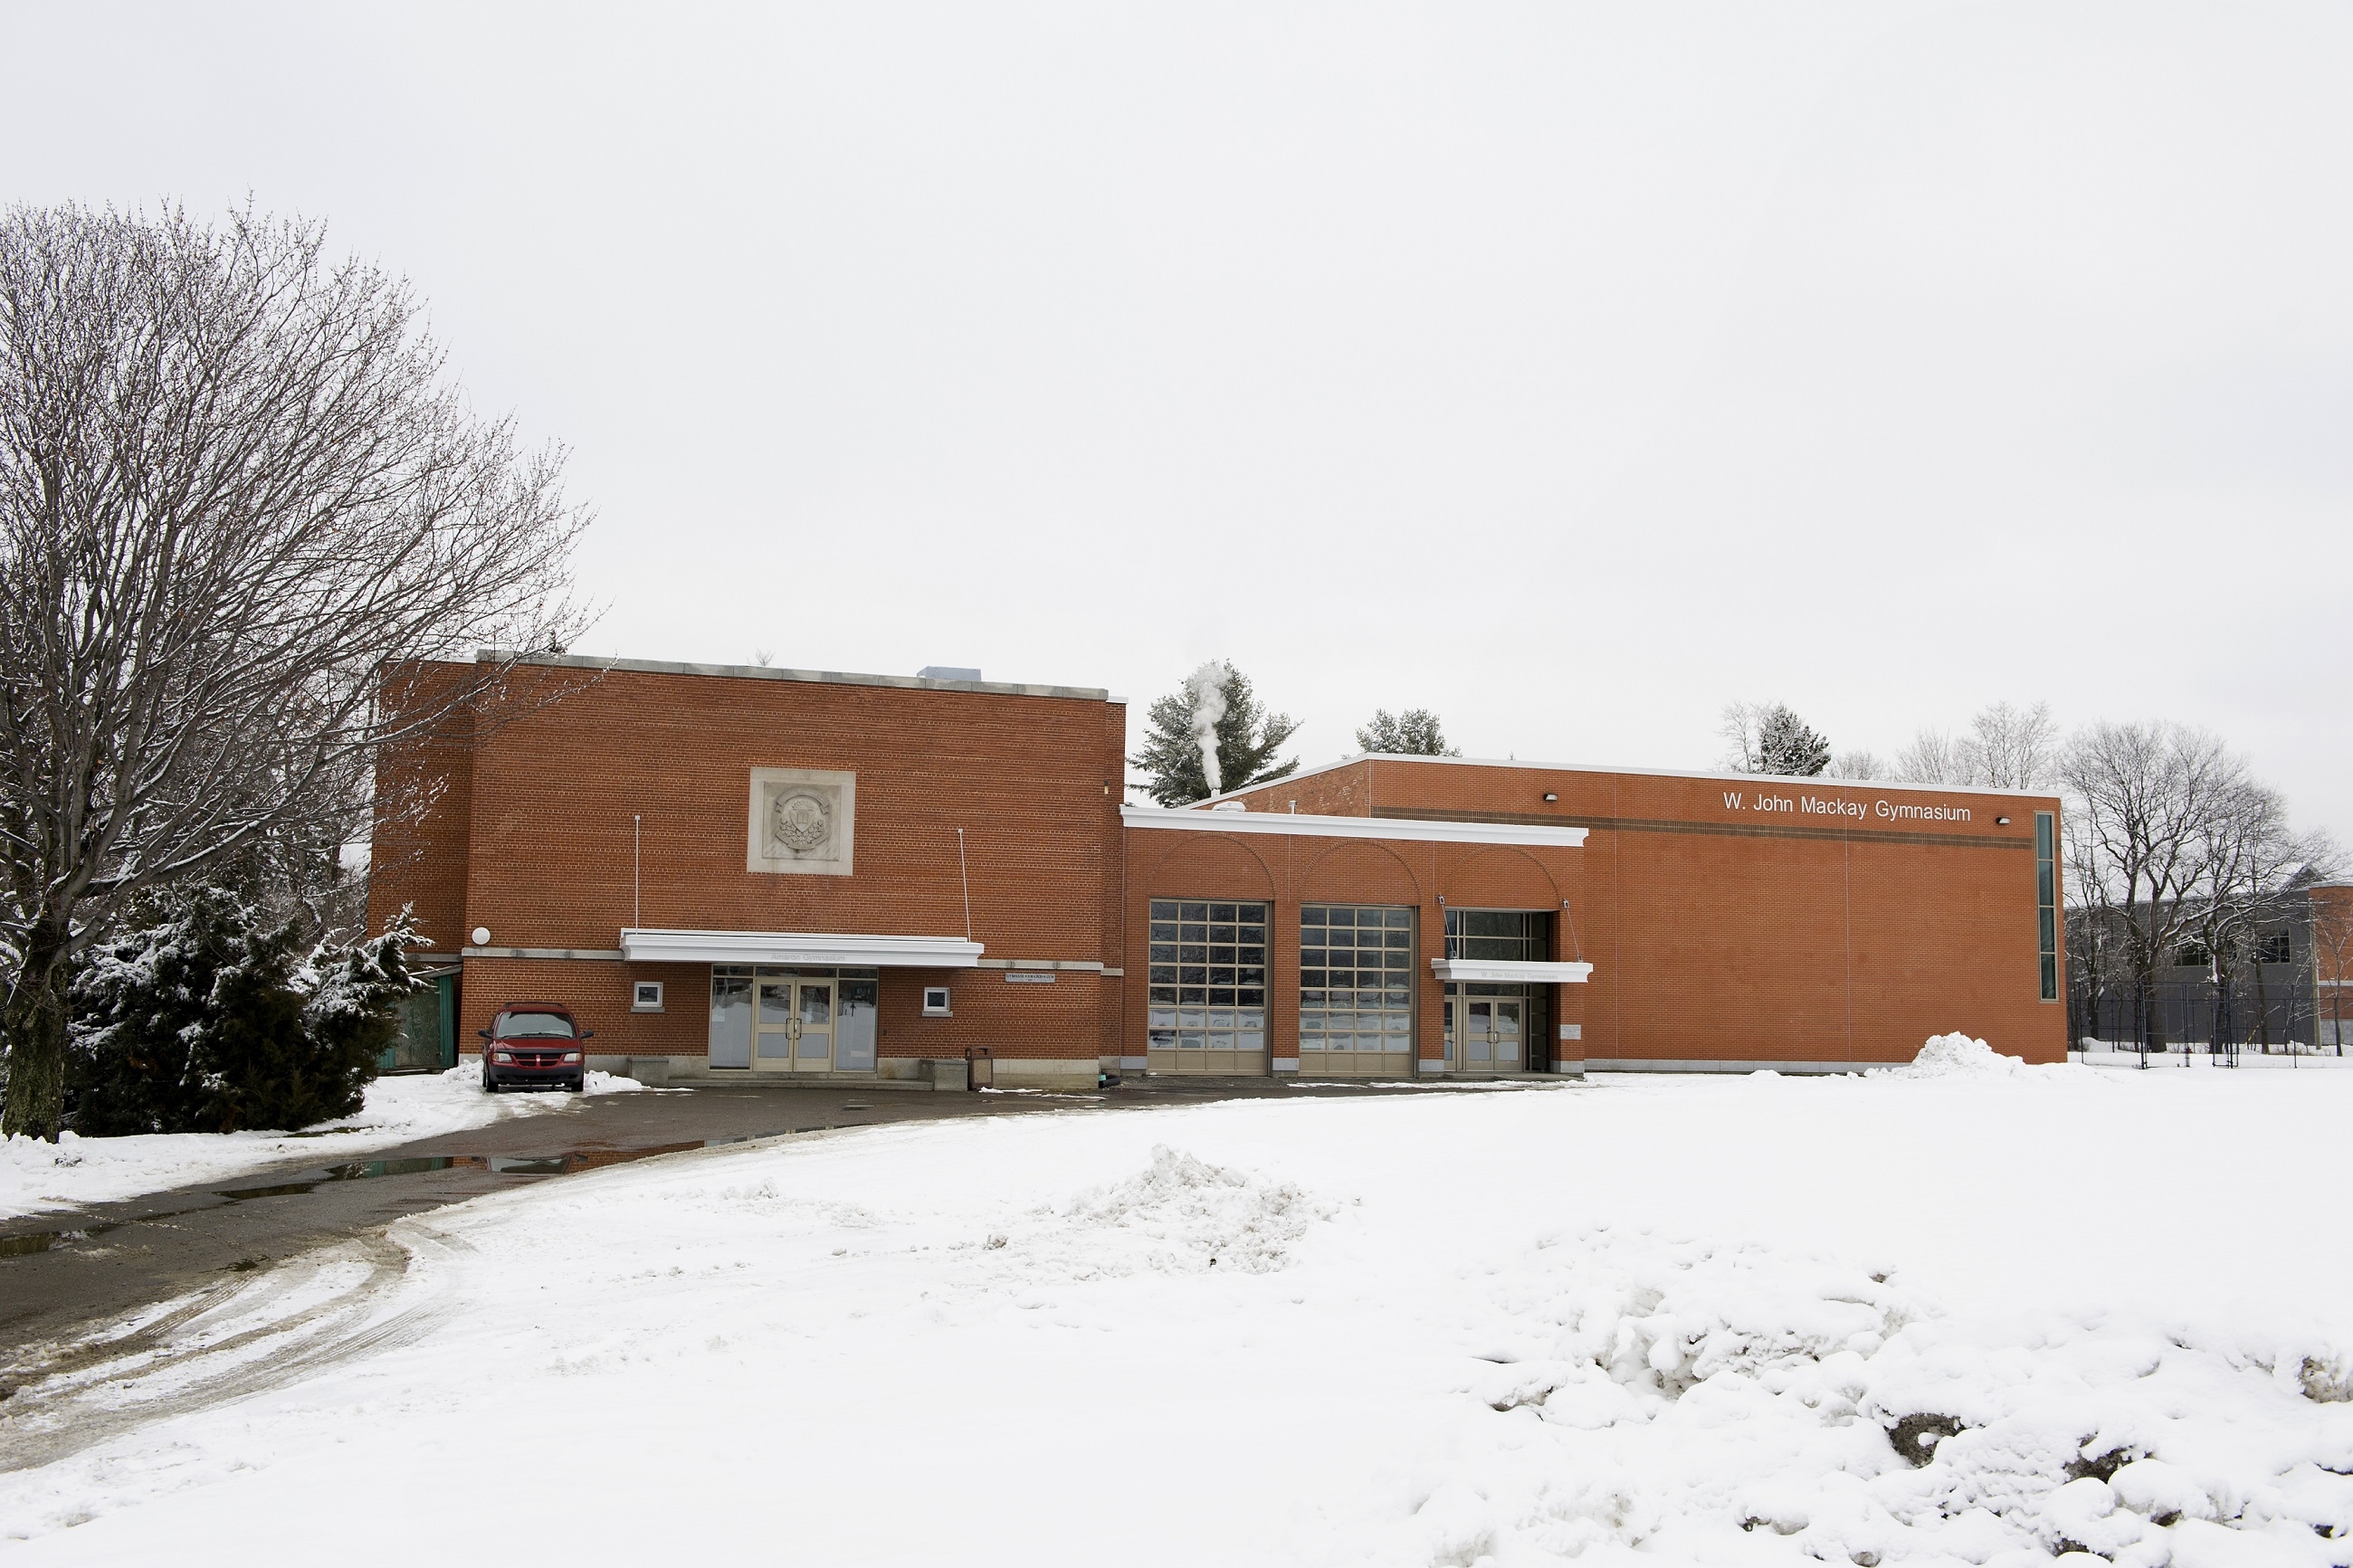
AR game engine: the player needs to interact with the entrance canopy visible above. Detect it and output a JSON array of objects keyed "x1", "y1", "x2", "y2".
[
  {"x1": 620, "y1": 928, "x2": 984, "y2": 967},
  {"x1": 1430, "y1": 958, "x2": 1595, "y2": 984}
]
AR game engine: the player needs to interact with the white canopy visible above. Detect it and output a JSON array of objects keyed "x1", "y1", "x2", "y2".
[
  {"x1": 619, "y1": 928, "x2": 984, "y2": 967},
  {"x1": 1430, "y1": 958, "x2": 1595, "y2": 984}
]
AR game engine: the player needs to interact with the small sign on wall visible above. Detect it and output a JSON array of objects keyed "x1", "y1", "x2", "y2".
[{"x1": 1005, "y1": 972, "x2": 1057, "y2": 984}]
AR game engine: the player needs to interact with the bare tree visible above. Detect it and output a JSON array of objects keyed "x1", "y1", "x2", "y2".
[
  {"x1": 1969, "y1": 700, "x2": 2058, "y2": 789},
  {"x1": 2181, "y1": 781, "x2": 2328, "y2": 1052},
  {"x1": 1825, "y1": 749, "x2": 1885, "y2": 780},
  {"x1": 1892, "y1": 701, "x2": 2057, "y2": 788},
  {"x1": 1893, "y1": 728, "x2": 1972, "y2": 785},
  {"x1": 0, "y1": 204, "x2": 591, "y2": 1138},
  {"x1": 2061, "y1": 723, "x2": 2246, "y2": 1054}
]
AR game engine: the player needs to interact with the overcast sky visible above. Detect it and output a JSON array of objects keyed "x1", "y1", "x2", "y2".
[{"x1": 9, "y1": 4, "x2": 2350, "y2": 828}]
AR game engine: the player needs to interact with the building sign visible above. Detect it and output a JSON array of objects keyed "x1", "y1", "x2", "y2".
[
  {"x1": 746, "y1": 767, "x2": 857, "y2": 876},
  {"x1": 1005, "y1": 971, "x2": 1058, "y2": 984},
  {"x1": 1720, "y1": 788, "x2": 1973, "y2": 824}
]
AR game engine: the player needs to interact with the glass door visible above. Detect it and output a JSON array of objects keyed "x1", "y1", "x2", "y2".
[
  {"x1": 750, "y1": 975, "x2": 835, "y2": 1072},
  {"x1": 755, "y1": 977, "x2": 797, "y2": 1070},
  {"x1": 1446, "y1": 988, "x2": 1525, "y2": 1070},
  {"x1": 794, "y1": 982, "x2": 834, "y2": 1070}
]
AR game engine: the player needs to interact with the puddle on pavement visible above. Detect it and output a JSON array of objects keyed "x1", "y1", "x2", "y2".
[{"x1": 3, "y1": 1129, "x2": 837, "y2": 1259}]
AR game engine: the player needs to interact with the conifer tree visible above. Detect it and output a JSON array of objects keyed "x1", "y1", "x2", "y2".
[
  {"x1": 1356, "y1": 708, "x2": 1458, "y2": 756},
  {"x1": 1129, "y1": 661, "x2": 1300, "y2": 805}
]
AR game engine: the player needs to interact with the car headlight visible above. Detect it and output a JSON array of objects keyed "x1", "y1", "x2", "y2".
[
  {"x1": 562, "y1": 1051, "x2": 581, "y2": 1064},
  {"x1": 493, "y1": 1050, "x2": 514, "y2": 1063}
]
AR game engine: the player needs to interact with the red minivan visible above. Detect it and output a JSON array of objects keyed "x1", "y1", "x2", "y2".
[{"x1": 479, "y1": 1003, "x2": 594, "y2": 1093}]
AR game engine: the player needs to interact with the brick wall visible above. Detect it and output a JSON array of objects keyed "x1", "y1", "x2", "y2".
[
  {"x1": 371, "y1": 657, "x2": 1125, "y2": 1062},
  {"x1": 1230, "y1": 758, "x2": 2066, "y2": 1065}
]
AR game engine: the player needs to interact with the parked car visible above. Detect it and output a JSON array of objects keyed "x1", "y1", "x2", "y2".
[{"x1": 479, "y1": 1003, "x2": 593, "y2": 1092}]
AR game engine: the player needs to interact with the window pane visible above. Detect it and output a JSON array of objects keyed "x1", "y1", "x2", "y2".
[
  {"x1": 1210, "y1": 902, "x2": 1237, "y2": 922},
  {"x1": 1301, "y1": 907, "x2": 1328, "y2": 927}
]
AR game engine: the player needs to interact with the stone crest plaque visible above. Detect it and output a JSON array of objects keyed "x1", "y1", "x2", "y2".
[{"x1": 746, "y1": 767, "x2": 855, "y2": 876}]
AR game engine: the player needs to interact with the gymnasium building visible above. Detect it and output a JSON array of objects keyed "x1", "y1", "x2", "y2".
[{"x1": 367, "y1": 652, "x2": 2069, "y2": 1088}]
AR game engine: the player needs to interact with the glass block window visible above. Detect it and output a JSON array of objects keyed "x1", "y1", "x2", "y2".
[
  {"x1": 2035, "y1": 812, "x2": 2058, "y2": 1002},
  {"x1": 1147, "y1": 899, "x2": 1267, "y2": 1051},
  {"x1": 1300, "y1": 905, "x2": 1415, "y2": 1052}
]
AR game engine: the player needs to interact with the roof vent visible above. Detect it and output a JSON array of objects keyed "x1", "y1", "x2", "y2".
[{"x1": 918, "y1": 666, "x2": 981, "y2": 682}]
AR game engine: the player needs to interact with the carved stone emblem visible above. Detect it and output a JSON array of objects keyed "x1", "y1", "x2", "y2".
[
  {"x1": 769, "y1": 790, "x2": 832, "y2": 857},
  {"x1": 746, "y1": 768, "x2": 855, "y2": 877}
]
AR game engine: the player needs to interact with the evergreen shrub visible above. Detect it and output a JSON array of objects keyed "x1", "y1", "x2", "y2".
[{"x1": 68, "y1": 891, "x2": 423, "y2": 1135}]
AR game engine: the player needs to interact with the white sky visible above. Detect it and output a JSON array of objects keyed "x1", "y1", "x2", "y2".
[{"x1": 10, "y1": 4, "x2": 2351, "y2": 830}]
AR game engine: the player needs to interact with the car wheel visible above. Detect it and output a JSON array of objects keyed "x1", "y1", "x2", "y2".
[
  {"x1": 567, "y1": 1076, "x2": 586, "y2": 1094},
  {"x1": 481, "y1": 1062, "x2": 497, "y2": 1093}
]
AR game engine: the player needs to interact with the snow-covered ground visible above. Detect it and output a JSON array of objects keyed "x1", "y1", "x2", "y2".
[
  {"x1": 0, "y1": 1068, "x2": 648, "y2": 1222},
  {"x1": 4, "y1": 1045, "x2": 2350, "y2": 1565}
]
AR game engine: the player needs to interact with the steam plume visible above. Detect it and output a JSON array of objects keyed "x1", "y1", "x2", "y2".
[{"x1": 1186, "y1": 660, "x2": 1227, "y2": 794}]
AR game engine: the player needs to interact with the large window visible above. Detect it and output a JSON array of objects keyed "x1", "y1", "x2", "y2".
[
  {"x1": 1444, "y1": 908, "x2": 1545, "y2": 960},
  {"x1": 1300, "y1": 906, "x2": 1414, "y2": 1057},
  {"x1": 2035, "y1": 813, "x2": 2058, "y2": 1002},
  {"x1": 1147, "y1": 899, "x2": 1267, "y2": 1053}
]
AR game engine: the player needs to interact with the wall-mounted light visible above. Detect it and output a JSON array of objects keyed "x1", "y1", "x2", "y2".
[
  {"x1": 1542, "y1": 793, "x2": 1558, "y2": 802},
  {"x1": 1996, "y1": 816, "x2": 2011, "y2": 826},
  {"x1": 472, "y1": 926, "x2": 491, "y2": 946}
]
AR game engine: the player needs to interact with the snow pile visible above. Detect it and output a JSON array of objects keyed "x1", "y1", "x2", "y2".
[
  {"x1": 580, "y1": 1069, "x2": 649, "y2": 1095},
  {"x1": 1419, "y1": 1224, "x2": 2353, "y2": 1563},
  {"x1": 1028, "y1": 1144, "x2": 1332, "y2": 1277},
  {"x1": 1887, "y1": 1031, "x2": 2037, "y2": 1079},
  {"x1": 0, "y1": 1065, "x2": 634, "y2": 1221}
]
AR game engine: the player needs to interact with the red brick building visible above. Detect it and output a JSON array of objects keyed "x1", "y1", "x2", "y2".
[{"x1": 369, "y1": 653, "x2": 2066, "y2": 1088}]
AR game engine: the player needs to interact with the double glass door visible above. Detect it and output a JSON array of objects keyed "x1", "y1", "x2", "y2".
[
  {"x1": 757, "y1": 977, "x2": 834, "y2": 1071},
  {"x1": 1444, "y1": 988, "x2": 1525, "y2": 1069}
]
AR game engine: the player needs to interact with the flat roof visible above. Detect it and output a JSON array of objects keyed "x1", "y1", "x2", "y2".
[
  {"x1": 480, "y1": 650, "x2": 1113, "y2": 703},
  {"x1": 1204, "y1": 751, "x2": 2062, "y2": 803}
]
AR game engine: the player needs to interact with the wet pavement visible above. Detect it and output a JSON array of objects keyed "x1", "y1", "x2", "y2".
[{"x1": 0, "y1": 1076, "x2": 1520, "y2": 1359}]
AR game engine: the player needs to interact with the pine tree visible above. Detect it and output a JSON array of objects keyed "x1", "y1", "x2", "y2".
[
  {"x1": 1129, "y1": 661, "x2": 1301, "y2": 805},
  {"x1": 1755, "y1": 705, "x2": 1831, "y2": 776},
  {"x1": 1356, "y1": 708, "x2": 1459, "y2": 756}
]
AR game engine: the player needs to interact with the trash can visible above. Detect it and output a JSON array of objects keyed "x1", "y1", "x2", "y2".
[{"x1": 965, "y1": 1045, "x2": 994, "y2": 1090}]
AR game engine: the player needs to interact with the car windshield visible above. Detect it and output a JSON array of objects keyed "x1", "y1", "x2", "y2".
[{"x1": 495, "y1": 1012, "x2": 575, "y2": 1040}]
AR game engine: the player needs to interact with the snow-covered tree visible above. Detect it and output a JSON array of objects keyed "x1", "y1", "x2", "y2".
[
  {"x1": 1129, "y1": 661, "x2": 1300, "y2": 805},
  {"x1": 67, "y1": 892, "x2": 422, "y2": 1135},
  {"x1": 1356, "y1": 708, "x2": 1458, "y2": 756},
  {"x1": 1721, "y1": 702, "x2": 1829, "y2": 777}
]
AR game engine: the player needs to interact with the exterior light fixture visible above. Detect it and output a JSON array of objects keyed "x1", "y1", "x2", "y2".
[
  {"x1": 1996, "y1": 816, "x2": 2011, "y2": 826},
  {"x1": 1542, "y1": 793, "x2": 1558, "y2": 802},
  {"x1": 472, "y1": 926, "x2": 491, "y2": 946}
]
